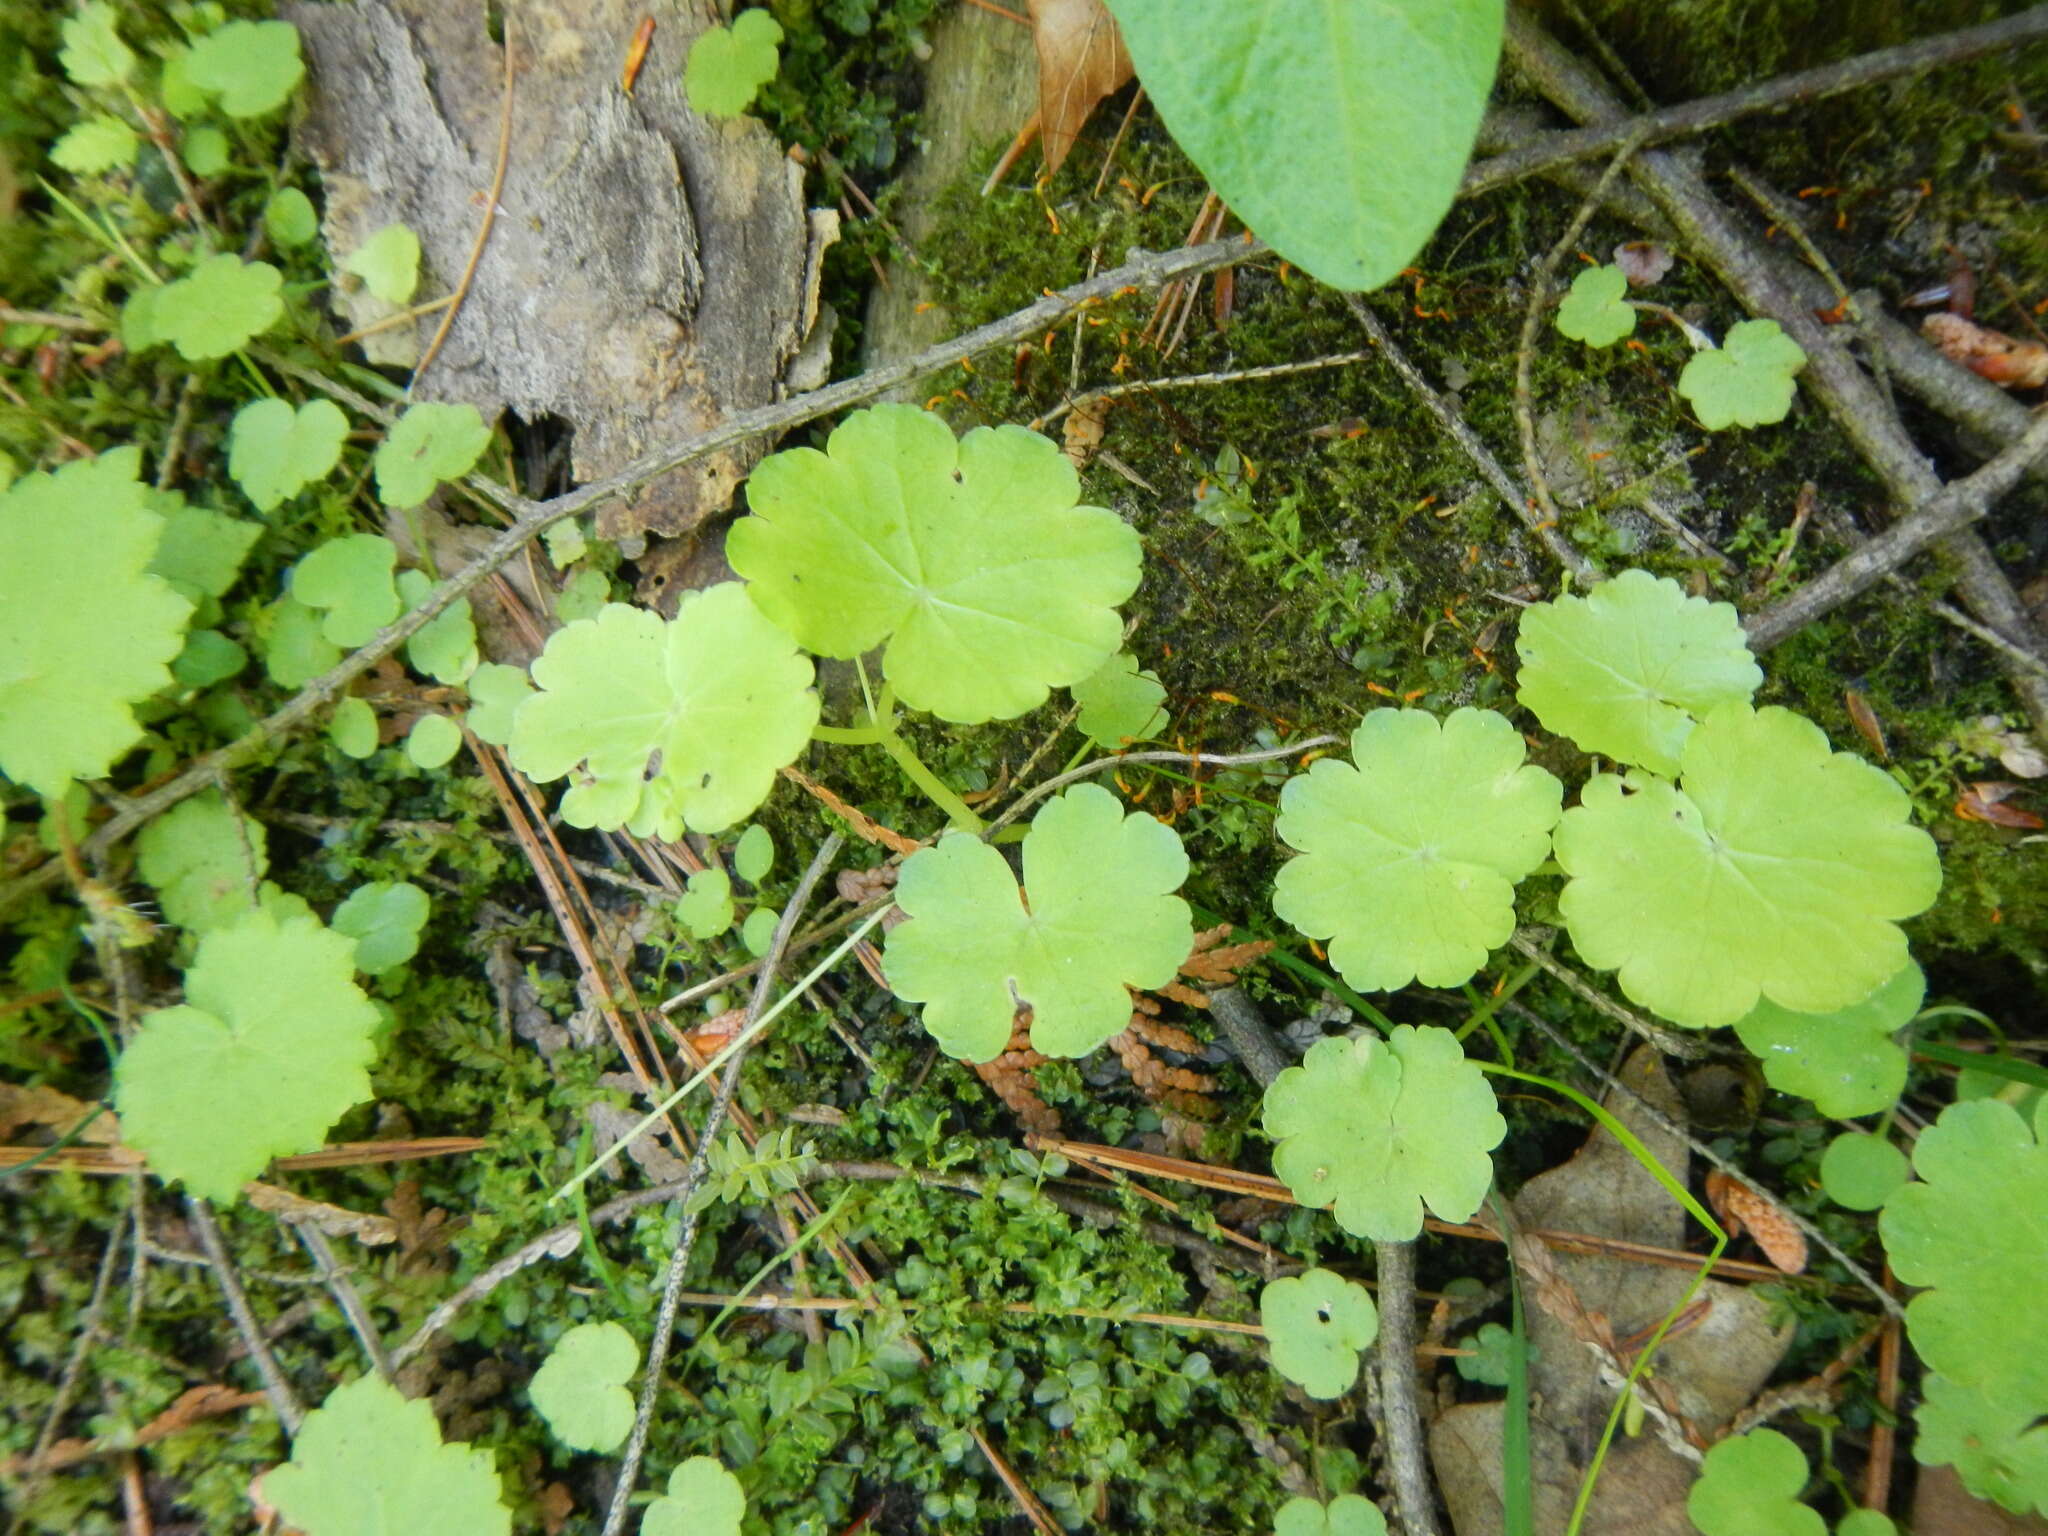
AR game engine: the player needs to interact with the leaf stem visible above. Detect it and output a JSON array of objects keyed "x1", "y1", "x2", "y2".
[{"x1": 852, "y1": 662, "x2": 983, "y2": 832}]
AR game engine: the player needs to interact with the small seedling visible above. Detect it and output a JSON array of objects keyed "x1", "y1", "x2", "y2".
[
  {"x1": 152, "y1": 254, "x2": 287, "y2": 361},
  {"x1": 463, "y1": 662, "x2": 532, "y2": 746},
  {"x1": 329, "y1": 696, "x2": 379, "y2": 758},
  {"x1": 290, "y1": 534, "x2": 400, "y2": 648},
  {"x1": 405, "y1": 712, "x2": 462, "y2": 769},
  {"x1": 374, "y1": 401, "x2": 492, "y2": 510},
  {"x1": 1731, "y1": 962, "x2": 1921, "y2": 1117},
  {"x1": 734, "y1": 823, "x2": 775, "y2": 884},
  {"x1": 684, "y1": 10, "x2": 783, "y2": 119},
  {"x1": 1071, "y1": 649, "x2": 1169, "y2": 748},
  {"x1": 1260, "y1": 1268, "x2": 1378, "y2": 1399},
  {"x1": 342, "y1": 223, "x2": 422, "y2": 306},
  {"x1": 136, "y1": 792, "x2": 267, "y2": 934},
  {"x1": 184, "y1": 18, "x2": 304, "y2": 118},
  {"x1": 1455, "y1": 1321, "x2": 1520, "y2": 1386},
  {"x1": 259, "y1": 595, "x2": 341, "y2": 687},
  {"x1": 1554, "y1": 263, "x2": 1636, "y2": 346},
  {"x1": 1678, "y1": 318, "x2": 1807, "y2": 429},
  {"x1": 332, "y1": 880, "x2": 431, "y2": 973},
  {"x1": 1272, "y1": 1494, "x2": 1387, "y2": 1536},
  {"x1": 397, "y1": 570, "x2": 479, "y2": 684},
  {"x1": 229, "y1": 397, "x2": 349, "y2": 513},
  {"x1": 529, "y1": 1321, "x2": 639, "y2": 1454},
  {"x1": 265, "y1": 188, "x2": 319, "y2": 247},
  {"x1": 1685, "y1": 1428, "x2": 1824, "y2": 1536},
  {"x1": 676, "y1": 866, "x2": 736, "y2": 940},
  {"x1": 1819, "y1": 1132, "x2": 1910, "y2": 1212},
  {"x1": 641, "y1": 1455, "x2": 746, "y2": 1536}
]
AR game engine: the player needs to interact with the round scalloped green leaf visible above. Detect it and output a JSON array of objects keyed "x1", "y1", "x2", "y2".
[
  {"x1": 155, "y1": 254, "x2": 284, "y2": 361},
  {"x1": 1678, "y1": 318, "x2": 1807, "y2": 430},
  {"x1": 1732, "y1": 961, "x2": 1920, "y2": 1117},
  {"x1": 1260, "y1": 1268, "x2": 1378, "y2": 1400},
  {"x1": 734, "y1": 824, "x2": 775, "y2": 885},
  {"x1": 1514, "y1": 568, "x2": 1761, "y2": 776},
  {"x1": 1913, "y1": 1373, "x2": 2048, "y2": 1516},
  {"x1": 1685, "y1": 1429, "x2": 1824, "y2": 1536},
  {"x1": 740, "y1": 904, "x2": 780, "y2": 956},
  {"x1": 1104, "y1": 0, "x2": 1502, "y2": 292},
  {"x1": 265, "y1": 188, "x2": 319, "y2": 247},
  {"x1": 135, "y1": 791, "x2": 267, "y2": 934},
  {"x1": 1273, "y1": 1494, "x2": 1387, "y2": 1536},
  {"x1": 885, "y1": 783, "x2": 1191, "y2": 1062},
  {"x1": 229, "y1": 397, "x2": 348, "y2": 513},
  {"x1": 113, "y1": 910, "x2": 380, "y2": 1203},
  {"x1": 397, "y1": 570, "x2": 478, "y2": 684},
  {"x1": 329, "y1": 696, "x2": 379, "y2": 758},
  {"x1": 291, "y1": 534, "x2": 400, "y2": 648},
  {"x1": 1555, "y1": 704, "x2": 1941, "y2": 1029},
  {"x1": 464, "y1": 663, "x2": 531, "y2": 747},
  {"x1": 1835, "y1": 1511, "x2": 1897, "y2": 1536},
  {"x1": 51, "y1": 114, "x2": 140, "y2": 175},
  {"x1": 0, "y1": 447, "x2": 193, "y2": 797},
  {"x1": 1555, "y1": 264, "x2": 1635, "y2": 347},
  {"x1": 731, "y1": 404, "x2": 1140, "y2": 724},
  {"x1": 1819, "y1": 1132, "x2": 1910, "y2": 1212},
  {"x1": 509, "y1": 584, "x2": 819, "y2": 837},
  {"x1": 61, "y1": 3, "x2": 135, "y2": 86},
  {"x1": 342, "y1": 223, "x2": 420, "y2": 306},
  {"x1": 1262, "y1": 1026, "x2": 1506, "y2": 1241},
  {"x1": 529, "y1": 1321, "x2": 638, "y2": 1454},
  {"x1": 1273, "y1": 709, "x2": 1562, "y2": 992},
  {"x1": 1880, "y1": 1098, "x2": 2048, "y2": 1423},
  {"x1": 1072, "y1": 649, "x2": 1169, "y2": 748},
  {"x1": 405, "y1": 712, "x2": 462, "y2": 770},
  {"x1": 684, "y1": 9, "x2": 783, "y2": 118},
  {"x1": 265, "y1": 1375, "x2": 510, "y2": 1536},
  {"x1": 676, "y1": 866, "x2": 735, "y2": 940},
  {"x1": 185, "y1": 19, "x2": 303, "y2": 118},
  {"x1": 332, "y1": 880, "x2": 430, "y2": 973},
  {"x1": 375, "y1": 402, "x2": 492, "y2": 510},
  {"x1": 260, "y1": 595, "x2": 342, "y2": 687},
  {"x1": 642, "y1": 1456, "x2": 746, "y2": 1536}
]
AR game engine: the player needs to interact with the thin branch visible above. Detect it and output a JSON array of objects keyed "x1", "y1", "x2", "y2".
[
  {"x1": 187, "y1": 1197, "x2": 305, "y2": 1434},
  {"x1": 987, "y1": 738, "x2": 1339, "y2": 836},
  {"x1": 1510, "y1": 929, "x2": 1710, "y2": 1061},
  {"x1": 600, "y1": 833, "x2": 843, "y2": 1536},
  {"x1": 0, "y1": 235, "x2": 1257, "y2": 919},
  {"x1": 295, "y1": 1224, "x2": 394, "y2": 1382},
  {"x1": 1464, "y1": 5, "x2": 2048, "y2": 198},
  {"x1": 1027, "y1": 351, "x2": 1377, "y2": 432}
]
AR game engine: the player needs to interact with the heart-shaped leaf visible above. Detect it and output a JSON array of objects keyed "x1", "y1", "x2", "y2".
[{"x1": 228, "y1": 398, "x2": 349, "y2": 513}]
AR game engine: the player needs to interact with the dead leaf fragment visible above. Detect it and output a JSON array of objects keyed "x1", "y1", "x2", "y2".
[
  {"x1": 0, "y1": 1082, "x2": 120, "y2": 1144},
  {"x1": 244, "y1": 1183, "x2": 399, "y2": 1246},
  {"x1": 1062, "y1": 396, "x2": 1109, "y2": 470},
  {"x1": 1028, "y1": 0, "x2": 1132, "y2": 175},
  {"x1": 1613, "y1": 240, "x2": 1674, "y2": 288},
  {"x1": 1922, "y1": 311, "x2": 2048, "y2": 390},
  {"x1": 1956, "y1": 781, "x2": 2046, "y2": 830},
  {"x1": 1704, "y1": 1171, "x2": 1808, "y2": 1275}
]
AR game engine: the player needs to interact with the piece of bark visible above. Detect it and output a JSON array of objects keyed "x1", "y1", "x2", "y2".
[{"x1": 287, "y1": 0, "x2": 823, "y2": 545}]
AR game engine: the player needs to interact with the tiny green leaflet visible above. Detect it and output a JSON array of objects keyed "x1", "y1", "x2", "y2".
[
  {"x1": 290, "y1": 534, "x2": 400, "y2": 648},
  {"x1": 342, "y1": 223, "x2": 422, "y2": 306},
  {"x1": 332, "y1": 881, "x2": 431, "y2": 973},
  {"x1": 59, "y1": 3, "x2": 134, "y2": 87},
  {"x1": 329, "y1": 696, "x2": 379, "y2": 758},
  {"x1": 741, "y1": 904, "x2": 780, "y2": 956},
  {"x1": 135, "y1": 792, "x2": 267, "y2": 934},
  {"x1": 676, "y1": 866, "x2": 735, "y2": 940},
  {"x1": 1554, "y1": 264, "x2": 1635, "y2": 346},
  {"x1": 1104, "y1": 0, "x2": 1503, "y2": 292},
  {"x1": 1072, "y1": 649, "x2": 1169, "y2": 748},
  {"x1": 1818, "y1": 1132, "x2": 1909, "y2": 1212},
  {"x1": 406, "y1": 713, "x2": 462, "y2": 769},
  {"x1": 260, "y1": 595, "x2": 341, "y2": 687},
  {"x1": 1554, "y1": 704, "x2": 1942, "y2": 1029},
  {"x1": 684, "y1": 9, "x2": 783, "y2": 118},
  {"x1": 182, "y1": 126, "x2": 229, "y2": 178},
  {"x1": 1731, "y1": 961, "x2": 1920, "y2": 1117},
  {"x1": 51, "y1": 115, "x2": 139, "y2": 175},
  {"x1": 184, "y1": 19, "x2": 305, "y2": 118},
  {"x1": 1259, "y1": 1268, "x2": 1378, "y2": 1399},
  {"x1": 396, "y1": 569, "x2": 478, "y2": 684},
  {"x1": 228, "y1": 397, "x2": 348, "y2": 513},
  {"x1": 731, "y1": 403, "x2": 1141, "y2": 724},
  {"x1": 1273, "y1": 1494, "x2": 1387, "y2": 1536},
  {"x1": 0, "y1": 447, "x2": 193, "y2": 798},
  {"x1": 509, "y1": 584, "x2": 819, "y2": 837},
  {"x1": 642, "y1": 1456, "x2": 746, "y2": 1536},
  {"x1": 265, "y1": 1376, "x2": 510, "y2": 1536},
  {"x1": 374, "y1": 402, "x2": 492, "y2": 510},
  {"x1": 113, "y1": 910, "x2": 381, "y2": 1203},
  {"x1": 529, "y1": 1321, "x2": 638, "y2": 1454},
  {"x1": 266, "y1": 188, "x2": 320, "y2": 247},
  {"x1": 1263, "y1": 1026, "x2": 1506, "y2": 1241},
  {"x1": 1678, "y1": 318, "x2": 1807, "y2": 430},
  {"x1": 883, "y1": 783, "x2": 1192, "y2": 1061},
  {"x1": 1514, "y1": 568, "x2": 1761, "y2": 777},
  {"x1": 1684, "y1": 1428, "x2": 1825, "y2": 1536},
  {"x1": 153, "y1": 254, "x2": 285, "y2": 361},
  {"x1": 734, "y1": 823, "x2": 775, "y2": 884},
  {"x1": 1272, "y1": 708, "x2": 1561, "y2": 993},
  {"x1": 463, "y1": 662, "x2": 532, "y2": 746}
]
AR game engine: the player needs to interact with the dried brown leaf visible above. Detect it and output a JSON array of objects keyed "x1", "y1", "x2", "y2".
[
  {"x1": 1705, "y1": 1172, "x2": 1808, "y2": 1275},
  {"x1": 244, "y1": 1182, "x2": 398, "y2": 1246},
  {"x1": 1922, "y1": 312, "x2": 2048, "y2": 390},
  {"x1": 1956, "y1": 781, "x2": 2046, "y2": 830},
  {"x1": 1028, "y1": 0, "x2": 1132, "y2": 176},
  {"x1": 1613, "y1": 240, "x2": 1675, "y2": 288}
]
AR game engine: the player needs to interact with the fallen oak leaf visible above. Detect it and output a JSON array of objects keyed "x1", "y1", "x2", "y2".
[{"x1": 1029, "y1": 0, "x2": 1132, "y2": 176}]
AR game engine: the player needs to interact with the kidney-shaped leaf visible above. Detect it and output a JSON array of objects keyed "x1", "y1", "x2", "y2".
[
  {"x1": 136, "y1": 791, "x2": 267, "y2": 934},
  {"x1": 265, "y1": 1375, "x2": 510, "y2": 1536},
  {"x1": 1273, "y1": 709, "x2": 1561, "y2": 993},
  {"x1": 1556, "y1": 704, "x2": 1941, "y2": 1029},
  {"x1": 1912, "y1": 1372, "x2": 2048, "y2": 1517},
  {"x1": 1731, "y1": 960, "x2": 1920, "y2": 1117},
  {"x1": 1685, "y1": 1429, "x2": 1825, "y2": 1536},
  {"x1": 1263, "y1": 1026, "x2": 1506, "y2": 1242},
  {"x1": 884, "y1": 783, "x2": 1191, "y2": 1062},
  {"x1": 509, "y1": 585, "x2": 818, "y2": 837},
  {"x1": 731, "y1": 404, "x2": 1140, "y2": 723},
  {"x1": 1274, "y1": 1494, "x2": 1388, "y2": 1536},
  {"x1": 1104, "y1": 0, "x2": 1503, "y2": 292},
  {"x1": 113, "y1": 910, "x2": 380, "y2": 1202},
  {"x1": 530, "y1": 1321, "x2": 638, "y2": 1454},
  {"x1": 1260, "y1": 1268, "x2": 1378, "y2": 1400},
  {"x1": 1678, "y1": 318, "x2": 1807, "y2": 430},
  {"x1": 1515, "y1": 568, "x2": 1761, "y2": 776},
  {"x1": 642, "y1": 1456, "x2": 746, "y2": 1536}
]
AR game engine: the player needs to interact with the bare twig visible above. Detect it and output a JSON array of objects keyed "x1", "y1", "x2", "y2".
[
  {"x1": 1027, "y1": 351, "x2": 1376, "y2": 432},
  {"x1": 295, "y1": 1224, "x2": 393, "y2": 1382},
  {"x1": 1510, "y1": 929, "x2": 1710, "y2": 1061},
  {"x1": 600, "y1": 834, "x2": 843, "y2": 1536},
  {"x1": 988, "y1": 739, "x2": 1338, "y2": 836},
  {"x1": 187, "y1": 1197, "x2": 305, "y2": 1433}
]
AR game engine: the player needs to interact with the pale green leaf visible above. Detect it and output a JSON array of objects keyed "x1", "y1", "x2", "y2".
[
  {"x1": 332, "y1": 881, "x2": 430, "y2": 973},
  {"x1": 1912, "y1": 1373, "x2": 2048, "y2": 1516},
  {"x1": 60, "y1": 3, "x2": 134, "y2": 87},
  {"x1": 147, "y1": 498, "x2": 260, "y2": 604},
  {"x1": 290, "y1": 534, "x2": 400, "y2": 648},
  {"x1": 1835, "y1": 1510, "x2": 1898, "y2": 1536},
  {"x1": 732, "y1": 404, "x2": 1140, "y2": 723},
  {"x1": 884, "y1": 783, "x2": 1192, "y2": 1061},
  {"x1": 397, "y1": 569, "x2": 478, "y2": 685},
  {"x1": 329, "y1": 696, "x2": 379, "y2": 759},
  {"x1": 51, "y1": 115, "x2": 140, "y2": 175},
  {"x1": 734, "y1": 824, "x2": 774, "y2": 884},
  {"x1": 1555, "y1": 704, "x2": 1942, "y2": 1029},
  {"x1": 0, "y1": 448, "x2": 193, "y2": 797},
  {"x1": 1072, "y1": 649, "x2": 1168, "y2": 748},
  {"x1": 1260, "y1": 1268, "x2": 1377, "y2": 1399},
  {"x1": 1103, "y1": 0, "x2": 1502, "y2": 291},
  {"x1": 154, "y1": 254, "x2": 284, "y2": 361},
  {"x1": 265, "y1": 188, "x2": 319, "y2": 248},
  {"x1": 159, "y1": 46, "x2": 207, "y2": 118},
  {"x1": 555, "y1": 566, "x2": 610, "y2": 623},
  {"x1": 1678, "y1": 319, "x2": 1807, "y2": 430},
  {"x1": 135, "y1": 791, "x2": 267, "y2": 934},
  {"x1": 642, "y1": 1456, "x2": 745, "y2": 1536},
  {"x1": 1273, "y1": 1494, "x2": 1387, "y2": 1536},
  {"x1": 259, "y1": 595, "x2": 341, "y2": 687},
  {"x1": 684, "y1": 10, "x2": 784, "y2": 118},
  {"x1": 113, "y1": 910, "x2": 380, "y2": 1202},
  {"x1": 185, "y1": 19, "x2": 304, "y2": 118},
  {"x1": 265, "y1": 1376, "x2": 510, "y2": 1536},
  {"x1": 509, "y1": 585, "x2": 819, "y2": 837},
  {"x1": 1555, "y1": 264, "x2": 1635, "y2": 346},
  {"x1": 228, "y1": 398, "x2": 348, "y2": 513},
  {"x1": 405, "y1": 713, "x2": 462, "y2": 770},
  {"x1": 374, "y1": 402, "x2": 491, "y2": 510},
  {"x1": 1685, "y1": 1429, "x2": 1825, "y2": 1536},
  {"x1": 544, "y1": 518, "x2": 587, "y2": 567},
  {"x1": 1514, "y1": 568, "x2": 1761, "y2": 776},
  {"x1": 1455, "y1": 1322, "x2": 1522, "y2": 1386},
  {"x1": 342, "y1": 223, "x2": 421, "y2": 306},
  {"x1": 676, "y1": 867, "x2": 735, "y2": 940},
  {"x1": 1732, "y1": 961, "x2": 1920, "y2": 1117},
  {"x1": 1819, "y1": 1132, "x2": 1910, "y2": 1212},
  {"x1": 464, "y1": 663, "x2": 532, "y2": 747},
  {"x1": 741, "y1": 905, "x2": 779, "y2": 956},
  {"x1": 1263, "y1": 1026, "x2": 1506, "y2": 1241},
  {"x1": 182, "y1": 125, "x2": 229, "y2": 178},
  {"x1": 1272, "y1": 709, "x2": 1561, "y2": 992},
  {"x1": 529, "y1": 1321, "x2": 638, "y2": 1454},
  {"x1": 172, "y1": 629, "x2": 248, "y2": 688}
]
